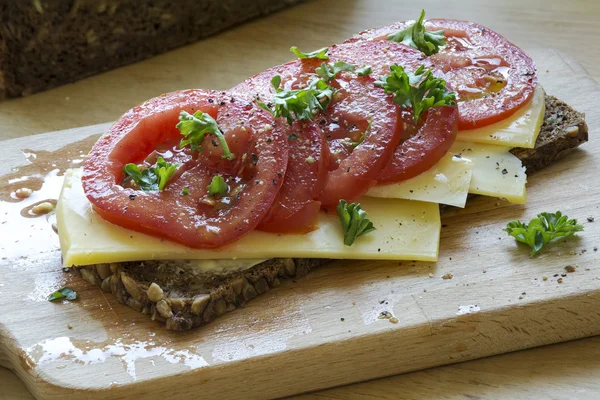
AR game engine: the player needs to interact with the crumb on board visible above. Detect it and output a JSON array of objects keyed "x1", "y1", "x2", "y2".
[
  {"x1": 565, "y1": 265, "x2": 577, "y2": 273},
  {"x1": 442, "y1": 273, "x2": 453, "y2": 280},
  {"x1": 558, "y1": 278, "x2": 563, "y2": 284}
]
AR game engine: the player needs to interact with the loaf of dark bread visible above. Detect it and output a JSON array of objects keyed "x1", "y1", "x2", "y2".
[
  {"x1": 0, "y1": 0, "x2": 303, "y2": 99},
  {"x1": 73, "y1": 93, "x2": 589, "y2": 331}
]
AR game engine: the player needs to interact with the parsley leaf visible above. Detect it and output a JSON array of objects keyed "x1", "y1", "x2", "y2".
[
  {"x1": 48, "y1": 287, "x2": 77, "y2": 302},
  {"x1": 207, "y1": 175, "x2": 228, "y2": 197},
  {"x1": 386, "y1": 10, "x2": 446, "y2": 55},
  {"x1": 257, "y1": 75, "x2": 334, "y2": 124},
  {"x1": 375, "y1": 64, "x2": 455, "y2": 122},
  {"x1": 290, "y1": 46, "x2": 329, "y2": 60},
  {"x1": 181, "y1": 187, "x2": 189, "y2": 196},
  {"x1": 316, "y1": 61, "x2": 356, "y2": 81},
  {"x1": 123, "y1": 157, "x2": 177, "y2": 191},
  {"x1": 337, "y1": 200, "x2": 376, "y2": 246},
  {"x1": 504, "y1": 211, "x2": 584, "y2": 257},
  {"x1": 356, "y1": 65, "x2": 373, "y2": 77},
  {"x1": 351, "y1": 119, "x2": 372, "y2": 148},
  {"x1": 316, "y1": 61, "x2": 373, "y2": 82},
  {"x1": 177, "y1": 110, "x2": 234, "y2": 160}
]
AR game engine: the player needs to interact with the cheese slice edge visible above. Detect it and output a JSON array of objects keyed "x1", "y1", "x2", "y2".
[
  {"x1": 58, "y1": 169, "x2": 441, "y2": 267},
  {"x1": 366, "y1": 152, "x2": 474, "y2": 208},
  {"x1": 456, "y1": 85, "x2": 545, "y2": 149},
  {"x1": 450, "y1": 141, "x2": 527, "y2": 204}
]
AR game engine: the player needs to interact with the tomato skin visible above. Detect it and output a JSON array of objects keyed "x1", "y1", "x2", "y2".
[
  {"x1": 378, "y1": 106, "x2": 459, "y2": 183},
  {"x1": 316, "y1": 41, "x2": 429, "y2": 206},
  {"x1": 257, "y1": 121, "x2": 329, "y2": 234},
  {"x1": 83, "y1": 90, "x2": 289, "y2": 248},
  {"x1": 233, "y1": 66, "x2": 330, "y2": 233},
  {"x1": 347, "y1": 19, "x2": 537, "y2": 130}
]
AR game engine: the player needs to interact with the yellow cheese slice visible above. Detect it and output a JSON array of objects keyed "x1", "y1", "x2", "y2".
[
  {"x1": 58, "y1": 169, "x2": 441, "y2": 267},
  {"x1": 366, "y1": 152, "x2": 474, "y2": 208},
  {"x1": 456, "y1": 85, "x2": 545, "y2": 149},
  {"x1": 450, "y1": 141, "x2": 527, "y2": 204}
]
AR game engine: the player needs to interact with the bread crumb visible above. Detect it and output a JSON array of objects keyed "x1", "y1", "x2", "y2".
[
  {"x1": 389, "y1": 317, "x2": 399, "y2": 324},
  {"x1": 542, "y1": 275, "x2": 548, "y2": 281},
  {"x1": 557, "y1": 278, "x2": 563, "y2": 284},
  {"x1": 565, "y1": 265, "x2": 577, "y2": 273},
  {"x1": 442, "y1": 273, "x2": 453, "y2": 280}
]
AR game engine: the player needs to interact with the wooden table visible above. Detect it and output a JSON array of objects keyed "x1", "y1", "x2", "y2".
[{"x1": 1, "y1": 0, "x2": 599, "y2": 398}]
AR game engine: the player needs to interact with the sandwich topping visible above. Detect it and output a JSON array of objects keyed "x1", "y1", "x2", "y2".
[{"x1": 77, "y1": 12, "x2": 541, "y2": 252}]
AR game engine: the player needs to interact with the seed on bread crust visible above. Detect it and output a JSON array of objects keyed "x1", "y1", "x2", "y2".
[
  {"x1": 80, "y1": 268, "x2": 98, "y2": 286},
  {"x1": 156, "y1": 300, "x2": 173, "y2": 319},
  {"x1": 191, "y1": 294, "x2": 210, "y2": 315},
  {"x1": 96, "y1": 264, "x2": 111, "y2": 280},
  {"x1": 121, "y1": 274, "x2": 142, "y2": 301},
  {"x1": 146, "y1": 283, "x2": 164, "y2": 302}
]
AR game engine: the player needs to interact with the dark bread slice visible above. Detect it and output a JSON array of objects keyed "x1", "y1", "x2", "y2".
[
  {"x1": 511, "y1": 95, "x2": 588, "y2": 174},
  {"x1": 74, "y1": 93, "x2": 589, "y2": 331},
  {"x1": 0, "y1": 0, "x2": 303, "y2": 99}
]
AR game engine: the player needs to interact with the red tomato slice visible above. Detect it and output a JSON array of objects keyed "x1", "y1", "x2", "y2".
[
  {"x1": 315, "y1": 41, "x2": 428, "y2": 206},
  {"x1": 83, "y1": 90, "x2": 288, "y2": 248},
  {"x1": 378, "y1": 106, "x2": 458, "y2": 183},
  {"x1": 257, "y1": 121, "x2": 329, "y2": 234},
  {"x1": 347, "y1": 19, "x2": 537, "y2": 130},
  {"x1": 233, "y1": 65, "x2": 329, "y2": 233}
]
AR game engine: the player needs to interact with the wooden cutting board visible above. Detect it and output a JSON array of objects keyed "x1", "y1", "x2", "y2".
[{"x1": 0, "y1": 48, "x2": 599, "y2": 400}]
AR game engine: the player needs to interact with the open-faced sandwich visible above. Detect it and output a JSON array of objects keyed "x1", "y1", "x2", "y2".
[{"x1": 56, "y1": 11, "x2": 588, "y2": 330}]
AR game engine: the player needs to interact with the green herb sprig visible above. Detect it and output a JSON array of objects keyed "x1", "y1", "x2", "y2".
[
  {"x1": 315, "y1": 61, "x2": 373, "y2": 82},
  {"x1": 207, "y1": 175, "x2": 228, "y2": 197},
  {"x1": 290, "y1": 46, "x2": 329, "y2": 60},
  {"x1": 177, "y1": 110, "x2": 234, "y2": 160},
  {"x1": 504, "y1": 211, "x2": 584, "y2": 257},
  {"x1": 123, "y1": 157, "x2": 177, "y2": 191},
  {"x1": 258, "y1": 75, "x2": 334, "y2": 124},
  {"x1": 375, "y1": 64, "x2": 455, "y2": 122},
  {"x1": 48, "y1": 287, "x2": 77, "y2": 302},
  {"x1": 387, "y1": 9, "x2": 446, "y2": 55},
  {"x1": 337, "y1": 200, "x2": 376, "y2": 246}
]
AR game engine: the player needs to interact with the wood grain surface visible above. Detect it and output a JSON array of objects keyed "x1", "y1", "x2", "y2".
[{"x1": 1, "y1": 0, "x2": 600, "y2": 399}]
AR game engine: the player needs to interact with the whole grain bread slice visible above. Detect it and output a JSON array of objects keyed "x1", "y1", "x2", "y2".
[{"x1": 74, "y1": 93, "x2": 589, "y2": 331}]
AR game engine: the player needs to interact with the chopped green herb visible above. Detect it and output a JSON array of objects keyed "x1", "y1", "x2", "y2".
[
  {"x1": 337, "y1": 200, "x2": 376, "y2": 246},
  {"x1": 48, "y1": 287, "x2": 77, "y2": 302},
  {"x1": 351, "y1": 119, "x2": 372, "y2": 148},
  {"x1": 181, "y1": 187, "x2": 189, "y2": 196},
  {"x1": 356, "y1": 65, "x2": 373, "y2": 77},
  {"x1": 315, "y1": 61, "x2": 372, "y2": 82},
  {"x1": 177, "y1": 110, "x2": 234, "y2": 160},
  {"x1": 316, "y1": 61, "x2": 356, "y2": 81},
  {"x1": 290, "y1": 46, "x2": 329, "y2": 60},
  {"x1": 386, "y1": 10, "x2": 446, "y2": 55},
  {"x1": 123, "y1": 157, "x2": 177, "y2": 191},
  {"x1": 375, "y1": 64, "x2": 455, "y2": 122},
  {"x1": 504, "y1": 211, "x2": 584, "y2": 257},
  {"x1": 257, "y1": 75, "x2": 334, "y2": 124},
  {"x1": 207, "y1": 175, "x2": 228, "y2": 197}
]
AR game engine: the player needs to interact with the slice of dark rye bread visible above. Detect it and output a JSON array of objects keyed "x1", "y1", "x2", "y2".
[{"x1": 72, "y1": 93, "x2": 589, "y2": 331}]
